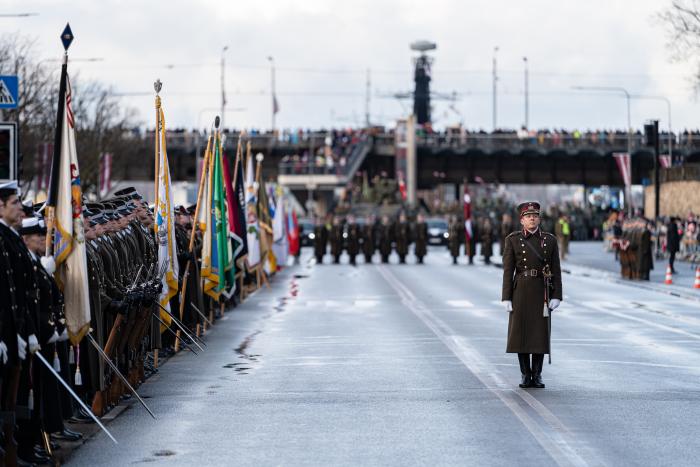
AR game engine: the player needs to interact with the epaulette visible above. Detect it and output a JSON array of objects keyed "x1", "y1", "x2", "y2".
[
  {"x1": 506, "y1": 231, "x2": 520, "y2": 238},
  {"x1": 542, "y1": 231, "x2": 556, "y2": 238}
]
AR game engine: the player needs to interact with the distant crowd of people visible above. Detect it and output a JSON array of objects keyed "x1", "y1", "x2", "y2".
[{"x1": 278, "y1": 129, "x2": 369, "y2": 176}]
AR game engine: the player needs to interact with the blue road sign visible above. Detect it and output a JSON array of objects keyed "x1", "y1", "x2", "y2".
[{"x1": 0, "y1": 76, "x2": 19, "y2": 109}]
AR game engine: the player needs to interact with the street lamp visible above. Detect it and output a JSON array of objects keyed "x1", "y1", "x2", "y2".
[
  {"x1": 572, "y1": 85, "x2": 633, "y2": 214},
  {"x1": 492, "y1": 46, "x2": 499, "y2": 130},
  {"x1": 630, "y1": 94, "x2": 673, "y2": 162},
  {"x1": 267, "y1": 55, "x2": 276, "y2": 132},
  {"x1": 523, "y1": 56, "x2": 529, "y2": 130},
  {"x1": 221, "y1": 45, "x2": 229, "y2": 130}
]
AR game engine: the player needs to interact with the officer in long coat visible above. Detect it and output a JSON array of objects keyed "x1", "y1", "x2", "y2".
[
  {"x1": 447, "y1": 215, "x2": 463, "y2": 265},
  {"x1": 329, "y1": 216, "x2": 344, "y2": 264},
  {"x1": 361, "y1": 215, "x2": 376, "y2": 264},
  {"x1": 414, "y1": 214, "x2": 428, "y2": 264},
  {"x1": 394, "y1": 213, "x2": 410, "y2": 264},
  {"x1": 313, "y1": 217, "x2": 328, "y2": 264},
  {"x1": 378, "y1": 216, "x2": 393, "y2": 264},
  {"x1": 346, "y1": 215, "x2": 361, "y2": 266},
  {"x1": 501, "y1": 202, "x2": 563, "y2": 389}
]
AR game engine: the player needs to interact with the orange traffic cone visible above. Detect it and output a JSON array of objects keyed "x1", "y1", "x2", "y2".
[
  {"x1": 694, "y1": 267, "x2": 700, "y2": 289},
  {"x1": 664, "y1": 265, "x2": 673, "y2": 285}
]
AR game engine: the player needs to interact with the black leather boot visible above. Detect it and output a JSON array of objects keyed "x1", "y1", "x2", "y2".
[
  {"x1": 517, "y1": 353, "x2": 532, "y2": 388},
  {"x1": 531, "y1": 353, "x2": 545, "y2": 388}
]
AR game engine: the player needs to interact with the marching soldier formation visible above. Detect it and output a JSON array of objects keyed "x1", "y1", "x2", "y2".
[
  {"x1": 312, "y1": 212, "x2": 432, "y2": 265},
  {"x1": 0, "y1": 182, "x2": 226, "y2": 466}
]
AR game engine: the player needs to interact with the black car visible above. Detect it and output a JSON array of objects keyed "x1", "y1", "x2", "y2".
[
  {"x1": 426, "y1": 217, "x2": 449, "y2": 246},
  {"x1": 299, "y1": 218, "x2": 315, "y2": 247}
]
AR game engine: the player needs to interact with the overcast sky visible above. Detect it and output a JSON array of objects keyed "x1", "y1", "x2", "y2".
[{"x1": 3, "y1": 0, "x2": 698, "y2": 132}]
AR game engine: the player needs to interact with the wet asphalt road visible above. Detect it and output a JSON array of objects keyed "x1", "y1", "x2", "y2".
[{"x1": 68, "y1": 247, "x2": 700, "y2": 466}]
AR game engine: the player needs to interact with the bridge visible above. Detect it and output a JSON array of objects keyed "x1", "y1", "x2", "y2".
[{"x1": 120, "y1": 129, "x2": 700, "y2": 188}]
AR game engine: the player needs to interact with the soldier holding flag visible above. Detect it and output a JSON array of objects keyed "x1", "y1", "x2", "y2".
[{"x1": 501, "y1": 202, "x2": 562, "y2": 389}]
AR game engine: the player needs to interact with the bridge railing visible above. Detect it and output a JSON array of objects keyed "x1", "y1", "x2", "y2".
[{"x1": 278, "y1": 134, "x2": 371, "y2": 178}]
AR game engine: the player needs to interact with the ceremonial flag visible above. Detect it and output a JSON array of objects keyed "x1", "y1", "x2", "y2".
[
  {"x1": 659, "y1": 154, "x2": 672, "y2": 169},
  {"x1": 154, "y1": 96, "x2": 179, "y2": 328},
  {"x1": 222, "y1": 140, "x2": 246, "y2": 265},
  {"x1": 199, "y1": 133, "x2": 235, "y2": 300},
  {"x1": 287, "y1": 208, "x2": 300, "y2": 257},
  {"x1": 256, "y1": 156, "x2": 274, "y2": 273},
  {"x1": 271, "y1": 185, "x2": 288, "y2": 269},
  {"x1": 244, "y1": 148, "x2": 261, "y2": 267},
  {"x1": 48, "y1": 74, "x2": 91, "y2": 344}
]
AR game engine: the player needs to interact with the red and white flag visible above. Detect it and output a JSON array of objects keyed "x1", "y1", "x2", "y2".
[
  {"x1": 613, "y1": 152, "x2": 632, "y2": 187},
  {"x1": 659, "y1": 154, "x2": 672, "y2": 169},
  {"x1": 99, "y1": 152, "x2": 112, "y2": 198},
  {"x1": 463, "y1": 184, "x2": 472, "y2": 242}
]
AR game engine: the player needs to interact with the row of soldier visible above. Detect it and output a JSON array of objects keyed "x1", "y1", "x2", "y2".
[
  {"x1": 311, "y1": 212, "x2": 508, "y2": 266},
  {"x1": 0, "y1": 183, "x2": 216, "y2": 465},
  {"x1": 614, "y1": 217, "x2": 655, "y2": 280},
  {"x1": 313, "y1": 213, "x2": 430, "y2": 264}
]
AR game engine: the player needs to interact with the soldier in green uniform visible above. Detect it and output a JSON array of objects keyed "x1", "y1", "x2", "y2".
[
  {"x1": 501, "y1": 202, "x2": 562, "y2": 389},
  {"x1": 414, "y1": 213, "x2": 428, "y2": 264},
  {"x1": 329, "y1": 216, "x2": 344, "y2": 264},
  {"x1": 361, "y1": 215, "x2": 376, "y2": 264},
  {"x1": 345, "y1": 215, "x2": 361, "y2": 266},
  {"x1": 480, "y1": 217, "x2": 494, "y2": 265},
  {"x1": 378, "y1": 215, "x2": 393, "y2": 264},
  {"x1": 500, "y1": 213, "x2": 515, "y2": 256},
  {"x1": 313, "y1": 217, "x2": 328, "y2": 264},
  {"x1": 447, "y1": 215, "x2": 463, "y2": 265},
  {"x1": 394, "y1": 213, "x2": 410, "y2": 264}
]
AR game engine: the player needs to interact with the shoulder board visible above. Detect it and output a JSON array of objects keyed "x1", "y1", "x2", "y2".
[
  {"x1": 506, "y1": 231, "x2": 520, "y2": 238},
  {"x1": 542, "y1": 232, "x2": 556, "y2": 238}
]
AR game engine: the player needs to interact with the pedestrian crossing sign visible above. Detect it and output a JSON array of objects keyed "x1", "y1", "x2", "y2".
[{"x1": 0, "y1": 76, "x2": 19, "y2": 109}]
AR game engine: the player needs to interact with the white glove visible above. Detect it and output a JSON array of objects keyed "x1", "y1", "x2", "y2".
[
  {"x1": 549, "y1": 299, "x2": 561, "y2": 310},
  {"x1": 47, "y1": 330, "x2": 59, "y2": 344},
  {"x1": 28, "y1": 334, "x2": 41, "y2": 354},
  {"x1": 502, "y1": 300, "x2": 513, "y2": 312},
  {"x1": 17, "y1": 334, "x2": 27, "y2": 360},
  {"x1": 0, "y1": 341, "x2": 7, "y2": 364},
  {"x1": 58, "y1": 329, "x2": 69, "y2": 342},
  {"x1": 40, "y1": 255, "x2": 56, "y2": 275}
]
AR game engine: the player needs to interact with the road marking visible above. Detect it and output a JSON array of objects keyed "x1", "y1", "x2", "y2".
[
  {"x1": 377, "y1": 265, "x2": 601, "y2": 467},
  {"x1": 446, "y1": 299, "x2": 474, "y2": 308}
]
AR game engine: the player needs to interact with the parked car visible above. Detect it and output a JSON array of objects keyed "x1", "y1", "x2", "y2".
[
  {"x1": 426, "y1": 217, "x2": 449, "y2": 246},
  {"x1": 299, "y1": 218, "x2": 315, "y2": 247}
]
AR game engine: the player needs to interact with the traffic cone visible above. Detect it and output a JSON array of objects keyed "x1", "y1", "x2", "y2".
[
  {"x1": 664, "y1": 265, "x2": 673, "y2": 285},
  {"x1": 694, "y1": 267, "x2": 700, "y2": 289}
]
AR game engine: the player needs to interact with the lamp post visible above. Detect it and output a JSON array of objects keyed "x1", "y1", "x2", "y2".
[
  {"x1": 523, "y1": 56, "x2": 529, "y2": 130},
  {"x1": 492, "y1": 46, "x2": 499, "y2": 130},
  {"x1": 267, "y1": 55, "x2": 276, "y2": 132},
  {"x1": 221, "y1": 45, "x2": 229, "y2": 130},
  {"x1": 572, "y1": 85, "x2": 633, "y2": 214},
  {"x1": 631, "y1": 94, "x2": 673, "y2": 163}
]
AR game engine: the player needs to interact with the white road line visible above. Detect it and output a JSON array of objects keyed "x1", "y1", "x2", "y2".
[{"x1": 377, "y1": 265, "x2": 602, "y2": 467}]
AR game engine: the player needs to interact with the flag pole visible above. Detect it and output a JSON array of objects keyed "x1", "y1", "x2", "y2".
[
  {"x1": 153, "y1": 79, "x2": 162, "y2": 363},
  {"x1": 174, "y1": 122, "x2": 215, "y2": 351},
  {"x1": 45, "y1": 37, "x2": 71, "y2": 256}
]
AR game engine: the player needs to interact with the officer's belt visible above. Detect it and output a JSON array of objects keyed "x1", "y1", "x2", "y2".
[{"x1": 518, "y1": 269, "x2": 539, "y2": 277}]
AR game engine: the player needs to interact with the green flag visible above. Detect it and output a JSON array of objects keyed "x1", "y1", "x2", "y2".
[{"x1": 213, "y1": 133, "x2": 235, "y2": 296}]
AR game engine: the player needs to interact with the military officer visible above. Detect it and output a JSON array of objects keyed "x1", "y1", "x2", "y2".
[
  {"x1": 313, "y1": 217, "x2": 328, "y2": 264},
  {"x1": 447, "y1": 215, "x2": 462, "y2": 265},
  {"x1": 501, "y1": 202, "x2": 562, "y2": 389},
  {"x1": 414, "y1": 213, "x2": 428, "y2": 264},
  {"x1": 345, "y1": 215, "x2": 361, "y2": 266},
  {"x1": 394, "y1": 213, "x2": 410, "y2": 264},
  {"x1": 378, "y1": 215, "x2": 393, "y2": 264},
  {"x1": 329, "y1": 216, "x2": 344, "y2": 264},
  {"x1": 361, "y1": 215, "x2": 377, "y2": 264}
]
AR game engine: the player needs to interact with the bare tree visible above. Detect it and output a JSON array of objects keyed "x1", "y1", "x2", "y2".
[
  {"x1": 658, "y1": 0, "x2": 700, "y2": 89},
  {"x1": 0, "y1": 32, "x2": 140, "y2": 196}
]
